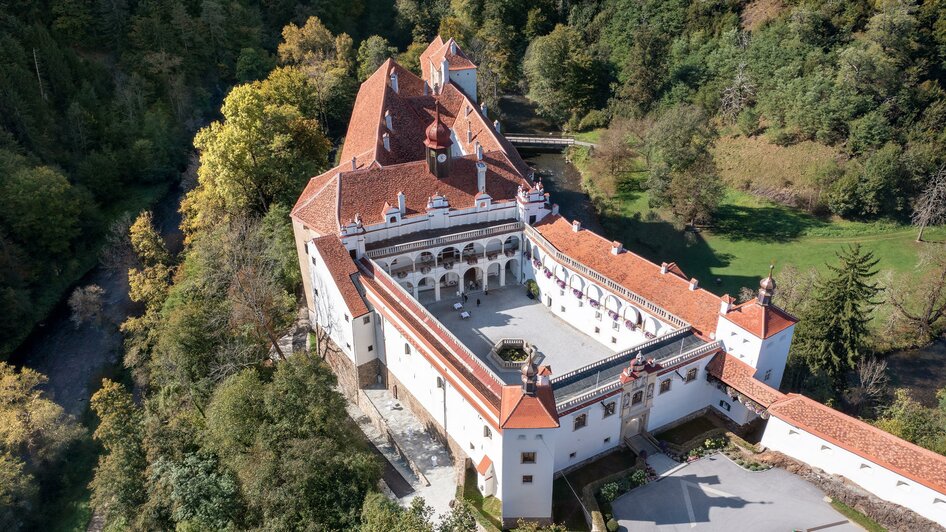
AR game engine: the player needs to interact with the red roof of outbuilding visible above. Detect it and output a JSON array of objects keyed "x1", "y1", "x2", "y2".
[
  {"x1": 769, "y1": 394, "x2": 946, "y2": 495},
  {"x1": 476, "y1": 455, "x2": 493, "y2": 475},
  {"x1": 500, "y1": 385, "x2": 560, "y2": 429}
]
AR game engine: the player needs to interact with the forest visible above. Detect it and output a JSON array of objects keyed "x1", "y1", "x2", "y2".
[{"x1": 3, "y1": 0, "x2": 946, "y2": 530}]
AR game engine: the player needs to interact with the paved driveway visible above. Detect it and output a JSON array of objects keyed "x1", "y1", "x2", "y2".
[{"x1": 611, "y1": 454, "x2": 861, "y2": 532}]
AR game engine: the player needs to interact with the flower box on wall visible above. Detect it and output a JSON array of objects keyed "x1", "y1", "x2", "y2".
[
  {"x1": 608, "y1": 310, "x2": 619, "y2": 321},
  {"x1": 624, "y1": 320, "x2": 636, "y2": 330},
  {"x1": 589, "y1": 299, "x2": 600, "y2": 309},
  {"x1": 556, "y1": 279, "x2": 566, "y2": 289},
  {"x1": 572, "y1": 289, "x2": 584, "y2": 299}
]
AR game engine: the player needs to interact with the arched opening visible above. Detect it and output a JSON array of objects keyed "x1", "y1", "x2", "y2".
[
  {"x1": 463, "y1": 267, "x2": 484, "y2": 292},
  {"x1": 644, "y1": 316, "x2": 661, "y2": 337},
  {"x1": 438, "y1": 246, "x2": 460, "y2": 268},
  {"x1": 504, "y1": 258, "x2": 521, "y2": 285},
  {"x1": 462, "y1": 242, "x2": 485, "y2": 263},
  {"x1": 503, "y1": 235, "x2": 520, "y2": 256},
  {"x1": 417, "y1": 276, "x2": 437, "y2": 303},
  {"x1": 399, "y1": 280, "x2": 415, "y2": 296},
  {"x1": 622, "y1": 306, "x2": 642, "y2": 331},
  {"x1": 486, "y1": 262, "x2": 501, "y2": 289},
  {"x1": 439, "y1": 271, "x2": 460, "y2": 298},
  {"x1": 389, "y1": 254, "x2": 413, "y2": 278},
  {"x1": 415, "y1": 251, "x2": 435, "y2": 273},
  {"x1": 375, "y1": 259, "x2": 391, "y2": 274},
  {"x1": 484, "y1": 238, "x2": 503, "y2": 260}
]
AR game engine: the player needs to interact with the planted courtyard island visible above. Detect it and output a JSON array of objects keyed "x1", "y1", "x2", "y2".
[{"x1": 488, "y1": 339, "x2": 541, "y2": 371}]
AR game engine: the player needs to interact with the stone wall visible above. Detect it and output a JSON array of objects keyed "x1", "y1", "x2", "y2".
[
  {"x1": 758, "y1": 451, "x2": 943, "y2": 532},
  {"x1": 358, "y1": 358, "x2": 383, "y2": 388}
]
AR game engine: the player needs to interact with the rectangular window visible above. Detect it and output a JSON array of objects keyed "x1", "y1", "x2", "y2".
[
  {"x1": 594, "y1": 326, "x2": 600, "y2": 334},
  {"x1": 685, "y1": 368, "x2": 698, "y2": 383},
  {"x1": 363, "y1": 316, "x2": 371, "y2": 324},
  {"x1": 345, "y1": 343, "x2": 351, "y2": 350},
  {"x1": 367, "y1": 345, "x2": 374, "y2": 352},
  {"x1": 313, "y1": 288, "x2": 319, "y2": 297},
  {"x1": 595, "y1": 312, "x2": 602, "y2": 321},
  {"x1": 718, "y1": 400, "x2": 731, "y2": 411},
  {"x1": 763, "y1": 369, "x2": 772, "y2": 381},
  {"x1": 522, "y1": 475, "x2": 533, "y2": 484},
  {"x1": 646, "y1": 383, "x2": 654, "y2": 399},
  {"x1": 612, "y1": 321, "x2": 620, "y2": 331},
  {"x1": 603, "y1": 401, "x2": 616, "y2": 417},
  {"x1": 311, "y1": 256, "x2": 317, "y2": 266},
  {"x1": 632, "y1": 391, "x2": 643, "y2": 405},
  {"x1": 560, "y1": 306, "x2": 566, "y2": 312},
  {"x1": 611, "y1": 337, "x2": 617, "y2": 344},
  {"x1": 521, "y1": 452, "x2": 536, "y2": 464},
  {"x1": 573, "y1": 413, "x2": 587, "y2": 430},
  {"x1": 603, "y1": 437, "x2": 611, "y2": 444},
  {"x1": 659, "y1": 379, "x2": 671, "y2": 394},
  {"x1": 569, "y1": 452, "x2": 577, "y2": 459},
  {"x1": 344, "y1": 314, "x2": 349, "y2": 322}
]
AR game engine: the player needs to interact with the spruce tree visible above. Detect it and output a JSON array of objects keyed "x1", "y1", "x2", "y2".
[{"x1": 791, "y1": 244, "x2": 881, "y2": 388}]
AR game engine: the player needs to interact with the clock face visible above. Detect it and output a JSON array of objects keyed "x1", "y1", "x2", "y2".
[{"x1": 437, "y1": 153, "x2": 447, "y2": 163}]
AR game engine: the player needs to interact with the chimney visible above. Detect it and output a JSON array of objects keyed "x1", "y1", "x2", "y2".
[
  {"x1": 475, "y1": 142, "x2": 483, "y2": 161},
  {"x1": 397, "y1": 191, "x2": 406, "y2": 215},
  {"x1": 384, "y1": 110, "x2": 392, "y2": 130},
  {"x1": 476, "y1": 162, "x2": 487, "y2": 193},
  {"x1": 493, "y1": 119, "x2": 501, "y2": 133},
  {"x1": 382, "y1": 132, "x2": 390, "y2": 151},
  {"x1": 480, "y1": 102, "x2": 487, "y2": 117},
  {"x1": 610, "y1": 241, "x2": 623, "y2": 255},
  {"x1": 660, "y1": 262, "x2": 669, "y2": 274},
  {"x1": 572, "y1": 220, "x2": 581, "y2": 232},
  {"x1": 689, "y1": 278, "x2": 699, "y2": 291},
  {"x1": 467, "y1": 122, "x2": 472, "y2": 143},
  {"x1": 389, "y1": 72, "x2": 398, "y2": 93},
  {"x1": 720, "y1": 296, "x2": 733, "y2": 314},
  {"x1": 351, "y1": 157, "x2": 356, "y2": 171}
]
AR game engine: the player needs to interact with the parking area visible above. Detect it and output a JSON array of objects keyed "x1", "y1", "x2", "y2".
[{"x1": 611, "y1": 453, "x2": 860, "y2": 532}]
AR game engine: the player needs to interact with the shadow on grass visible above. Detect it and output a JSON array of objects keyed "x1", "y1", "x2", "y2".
[{"x1": 711, "y1": 204, "x2": 827, "y2": 243}]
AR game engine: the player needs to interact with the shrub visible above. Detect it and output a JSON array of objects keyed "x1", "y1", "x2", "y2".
[
  {"x1": 606, "y1": 518, "x2": 619, "y2": 532},
  {"x1": 629, "y1": 469, "x2": 647, "y2": 488},
  {"x1": 525, "y1": 279, "x2": 539, "y2": 298},
  {"x1": 578, "y1": 109, "x2": 609, "y2": 131},
  {"x1": 737, "y1": 107, "x2": 761, "y2": 136},
  {"x1": 600, "y1": 482, "x2": 620, "y2": 502}
]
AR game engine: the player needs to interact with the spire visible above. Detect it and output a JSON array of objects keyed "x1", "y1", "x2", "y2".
[
  {"x1": 424, "y1": 102, "x2": 452, "y2": 149},
  {"x1": 758, "y1": 264, "x2": 776, "y2": 306}
]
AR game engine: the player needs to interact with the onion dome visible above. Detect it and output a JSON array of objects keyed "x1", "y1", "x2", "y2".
[
  {"x1": 424, "y1": 103, "x2": 452, "y2": 149},
  {"x1": 760, "y1": 265, "x2": 776, "y2": 291}
]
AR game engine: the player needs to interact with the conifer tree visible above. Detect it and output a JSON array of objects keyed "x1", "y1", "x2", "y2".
[{"x1": 791, "y1": 244, "x2": 881, "y2": 387}]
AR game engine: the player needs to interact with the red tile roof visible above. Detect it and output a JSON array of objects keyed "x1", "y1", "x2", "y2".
[
  {"x1": 476, "y1": 455, "x2": 493, "y2": 475},
  {"x1": 705, "y1": 352, "x2": 784, "y2": 407},
  {"x1": 500, "y1": 385, "x2": 560, "y2": 429},
  {"x1": 419, "y1": 36, "x2": 444, "y2": 80},
  {"x1": 293, "y1": 39, "x2": 531, "y2": 235},
  {"x1": 532, "y1": 216, "x2": 724, "y2": 336},
  {"x1": 769, "y1": 394, "x2": 946, "y2": 495},
  {"x1": 420, "y1": 36, "x2": 476, "y2": 78},
  {"x1": 311, "y1": 235, "x2": 369, "y2": 317},
  {"x1": 723, "y1": 299, "x2": 798, "y2": 339}
]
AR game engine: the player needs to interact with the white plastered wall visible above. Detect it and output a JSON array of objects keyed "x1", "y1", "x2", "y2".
[{"x1": 762, "y1": 416, "x2": 946, "y2": 526}]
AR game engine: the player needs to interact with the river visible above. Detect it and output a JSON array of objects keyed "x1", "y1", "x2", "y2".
[
  {"x1": 9, "y1": 182, "x2": 185, "y2": 416},
  {"x1": 521, "y1": 149, "x2": 604, "y2": 235}
]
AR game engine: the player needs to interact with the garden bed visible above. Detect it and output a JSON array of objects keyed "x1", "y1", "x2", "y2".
[{"x1": 497, "y1": 346, "x2": 528, "y2": 362}]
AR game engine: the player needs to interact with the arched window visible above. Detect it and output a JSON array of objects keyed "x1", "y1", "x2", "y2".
[
  {"x1": 390, "y1": 216, "x2": 397, "y2": 223},
  {"x1": 436, "y1": 376, "x2": 445, "y2": 388},
  {"x1": 404, "y1": 343, "x2": 411, "y2": 355},
  {"x1": 483, "y1": 426, "x2": 492, "y2": 439}
]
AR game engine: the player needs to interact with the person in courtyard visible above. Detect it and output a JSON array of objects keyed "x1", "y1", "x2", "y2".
[{"x1": 476, "y1": 299, "x2": 481, "y2": 307}]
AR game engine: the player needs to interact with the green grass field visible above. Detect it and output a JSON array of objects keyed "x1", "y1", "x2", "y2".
[{"x1": 574, "y1": 147, "x2": 944, "y2": 298}]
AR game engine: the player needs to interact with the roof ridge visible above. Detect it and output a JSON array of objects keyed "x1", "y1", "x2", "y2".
[{"x1": 291, "y1": 171, "x2": 338, "y2": 215}]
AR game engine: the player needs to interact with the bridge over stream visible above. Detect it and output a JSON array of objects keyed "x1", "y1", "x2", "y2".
[{"x1": 505, "y1": 133, "x2": 596, "y2": 149}]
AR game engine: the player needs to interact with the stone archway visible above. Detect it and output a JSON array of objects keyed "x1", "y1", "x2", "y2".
[
  {"x1": 486, "y1": 262, "x2": 501, "y2": 289},
  {"x1": 504, "y1": 258, "x2": 521, "y2": 285},
  {"x1": 439, "y1": 271, "x2": 460, "y2": 299},
  {"x1": 463, "y1": 266, "x2": 484, "y2": 292}
]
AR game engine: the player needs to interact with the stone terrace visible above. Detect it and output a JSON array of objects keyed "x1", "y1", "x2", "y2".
[{"x1": 424, "y1": 285, "x2": 616, "y2": 384}]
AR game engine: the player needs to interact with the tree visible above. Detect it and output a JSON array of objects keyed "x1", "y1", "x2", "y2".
[
  {"x1": 912, "y1": 164, "x2": 946, "y2": 242},
  {"x1": 513, "y1": 518, "x2": 569, "y2": 531},
  {"x1": 720, "y1": 63, "x2": 756, "y2": 122},
  {"x1": 357, "y1": 36, "x2": 397, "y2": 81},
  {"x1": 843, "y1": 357, "x2": 889, "y2": 416},
  {"x1": 874, "y1": 389, "x2": 946, "y2": 455},
  {"x1": 644, "y1": 105, "x2": 722, "y2": 226},
  {"x1": 68, "y1": 284, "x2": 105, "y2": 327},
  {"x1": 182, "y1": 68, "x2": 331, "y2": 235},
  {"x1": 791, "y1": 245, "x2": 881, "y2": 387},
  {"x1": 359, "y1": 493, "x2": 477, "y2": 531},
  {"x1": 151, "y1": 452, "x2": 242, "y2": 530},
  {"x1": 89, "y1": 379, "x2": 147, "y2": 526},
  {"x1": 204, "y1": 355, "x2": 380, "y2": 529},
  {"x1": 886, "y1": 244, "x2": 946, "y2": 343}
]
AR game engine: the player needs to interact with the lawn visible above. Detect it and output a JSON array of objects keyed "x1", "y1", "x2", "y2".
[
  {"x1": 578, "y1": 158, "x2": 945, "y2": 297},
  {"x1": 655, "y1": 415, "x2": 719, "y2": 445},
  {"x1": 462, "y1": 467, "x2": 502, "y2": 531},
  {"x1": 830, "y1": 499, "x2": 887, "y2": 532}
]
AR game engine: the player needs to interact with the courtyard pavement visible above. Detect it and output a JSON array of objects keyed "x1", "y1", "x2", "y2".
[
  {"x1": 612, "y1": 453, "x2": 860, "y2": 532},
  {"x1": 425, "y1": 286, "x2": 616, "y2": 382}
]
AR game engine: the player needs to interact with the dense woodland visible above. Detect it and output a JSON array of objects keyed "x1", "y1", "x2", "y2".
[{"x1": 4, "y1": 0, "x2": 946, "y2": 530}]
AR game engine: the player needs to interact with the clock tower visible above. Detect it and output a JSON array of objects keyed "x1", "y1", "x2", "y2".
[{"x1": 424, "y1": 103, "x2": 452, "y2": 178}]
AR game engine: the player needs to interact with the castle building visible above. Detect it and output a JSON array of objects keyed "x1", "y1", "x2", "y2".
[{"x1": 292, "y1": 37, "x2": 946, "y2": 526}]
